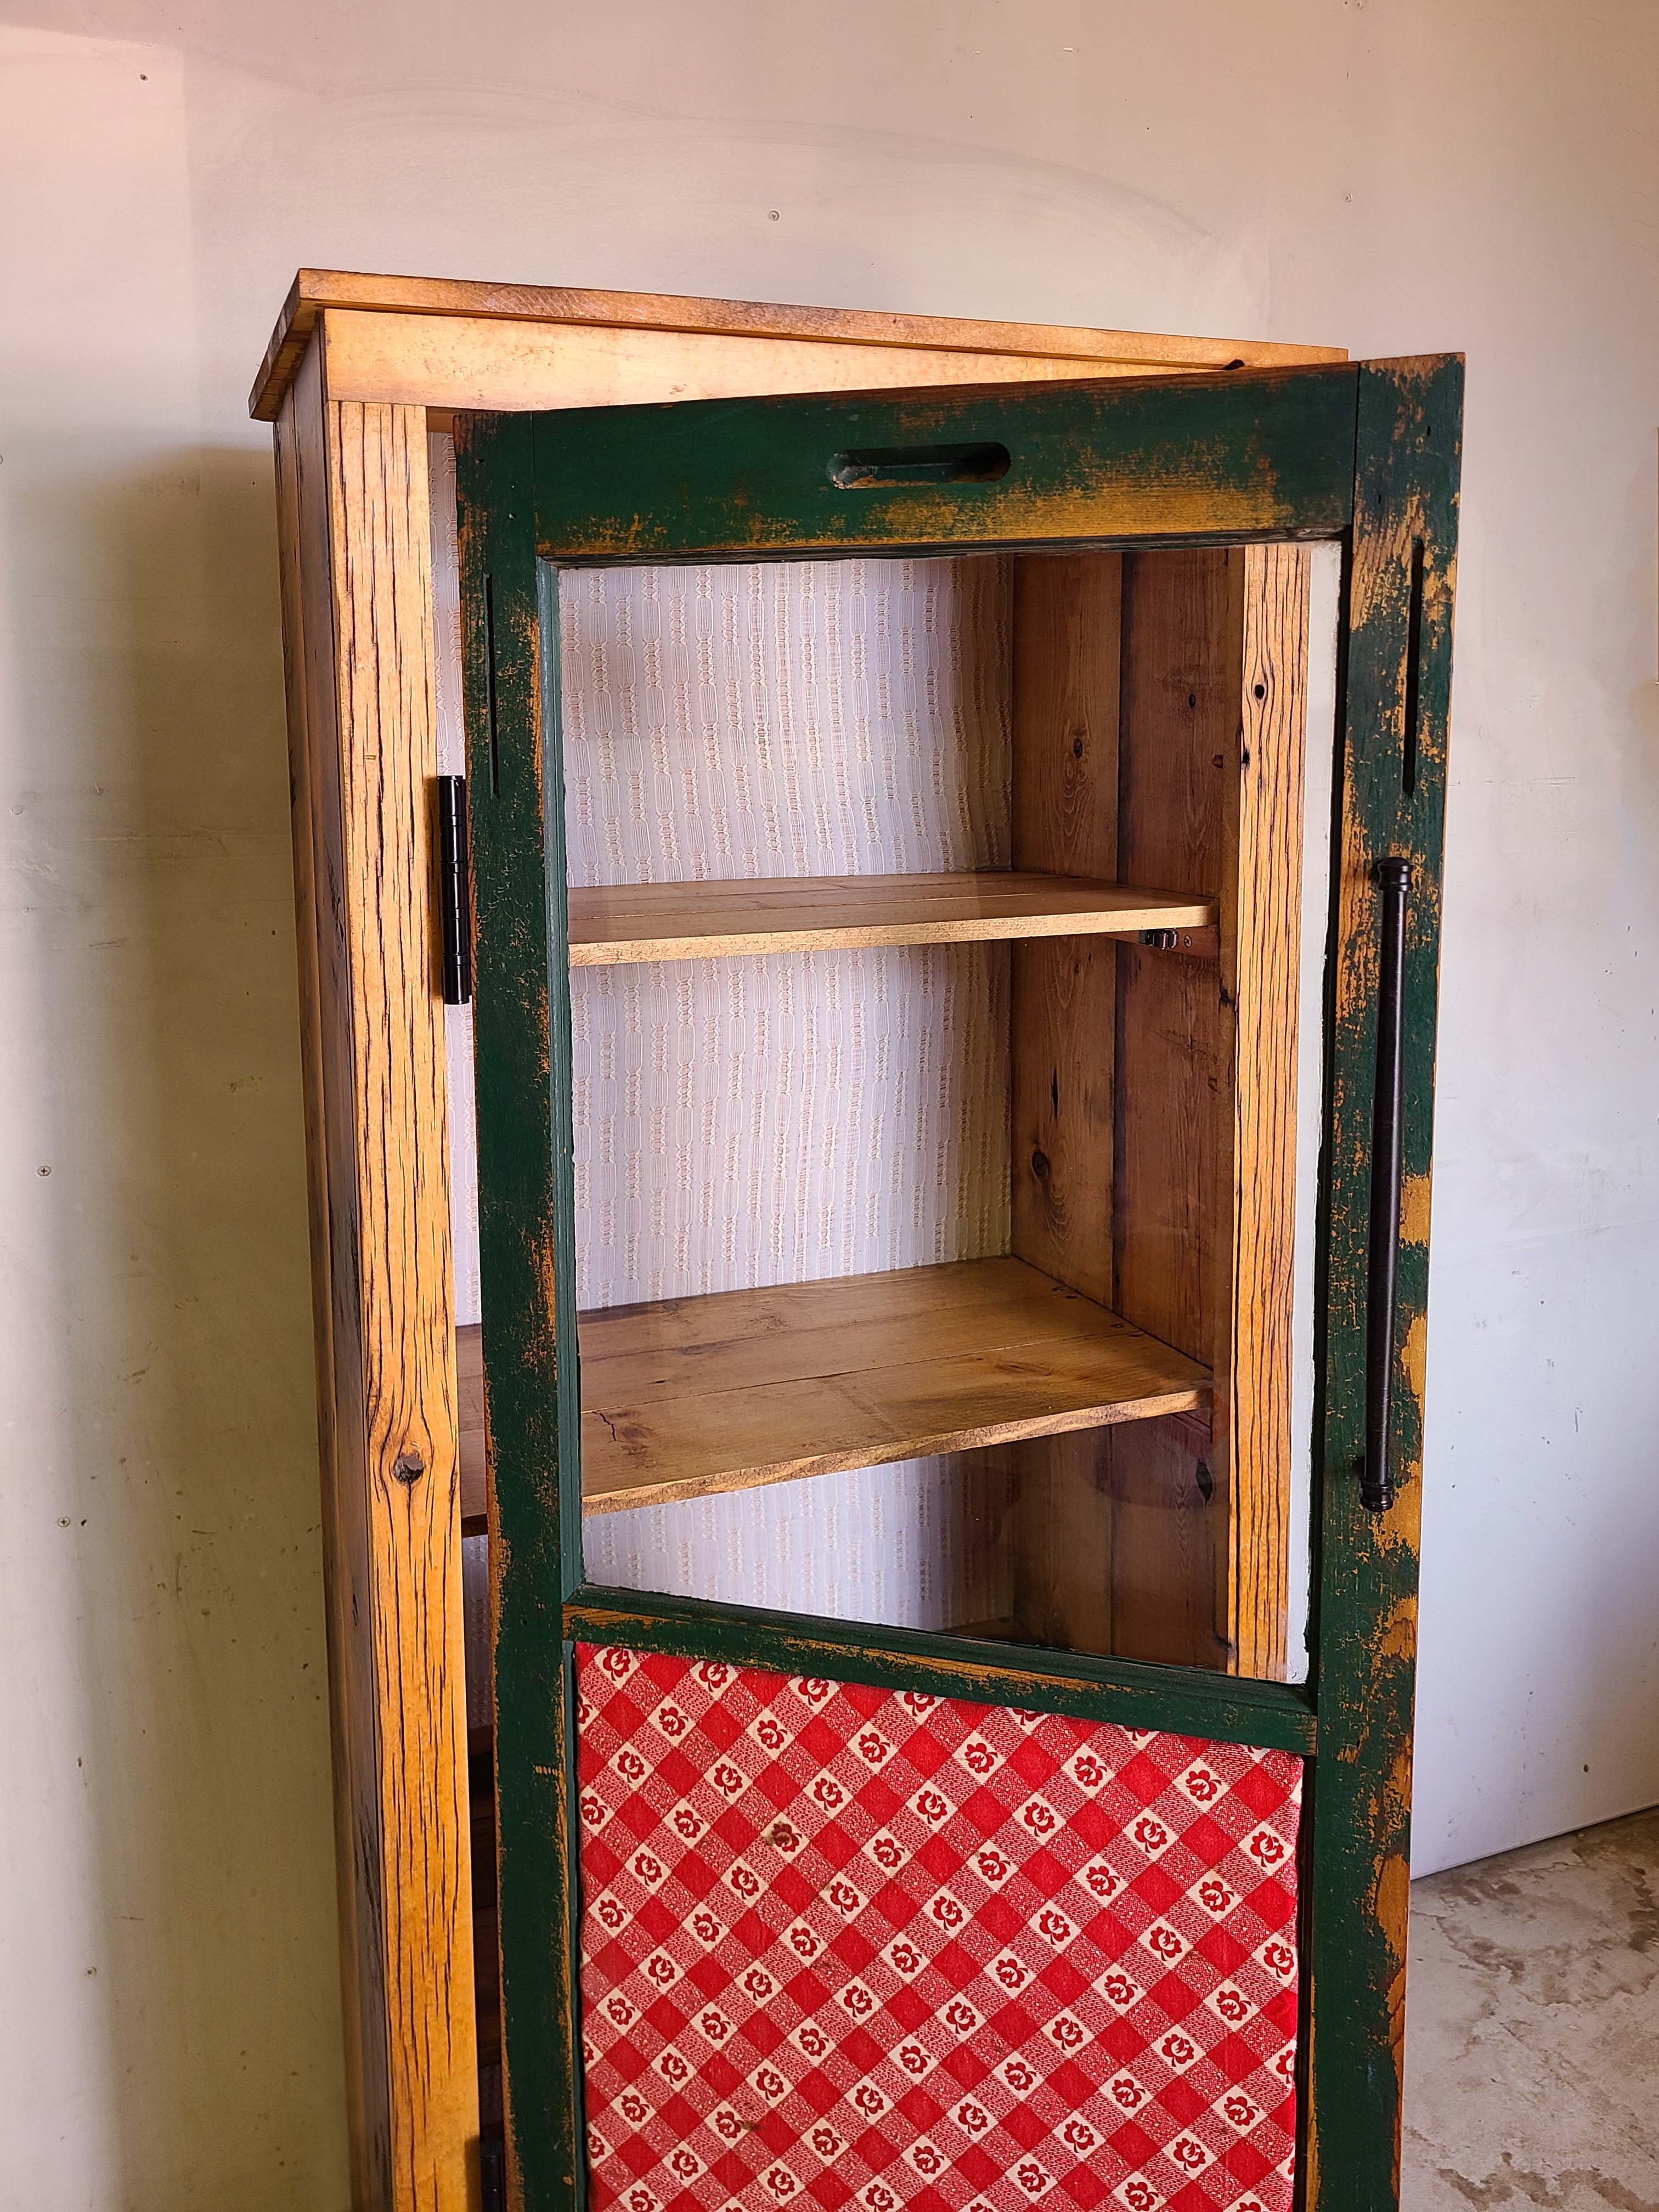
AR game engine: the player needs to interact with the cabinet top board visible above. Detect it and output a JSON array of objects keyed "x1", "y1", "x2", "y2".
[{"x1": 250, "y1": 267, "x2": 1346, "y2": 422}]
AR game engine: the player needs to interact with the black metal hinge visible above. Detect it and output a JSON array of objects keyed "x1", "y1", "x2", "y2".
[{"x1": 437, "y1": 774, "x2": 472, "y2": 1006}]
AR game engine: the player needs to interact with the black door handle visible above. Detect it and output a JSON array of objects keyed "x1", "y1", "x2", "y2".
[{"x1": 1362, "y1": 856, "x2": 1413, "y2": 1512}]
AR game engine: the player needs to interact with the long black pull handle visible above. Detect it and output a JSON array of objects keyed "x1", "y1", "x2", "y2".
[
  {"x1": 1363, "y1": 856, "x2": 1414, "y2": 1512},
  {"x1": 437, "y1": 774, "x2": 472, "y2": 1006}
]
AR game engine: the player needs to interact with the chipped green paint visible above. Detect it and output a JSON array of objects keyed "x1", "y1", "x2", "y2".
[
  {"x1": 528, "y1": 363, "x2": 1359, "y2": 564},
  {"x1": 456, "y1": 356, "x2": 1463, "y2": 2212},
  {"x1": 1303, "y1": 356, "x2": 1463, "y2": 2211},
  {"x1": 456, "y1": 410, "x2": 585, "y2": 2212},
  {"x1": 566, "y1": 1588, "x2": 1317, "y2": 1756}
]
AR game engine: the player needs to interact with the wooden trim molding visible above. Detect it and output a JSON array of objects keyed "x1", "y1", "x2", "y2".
[{"x1": 252, "y1": 266, "x2": 1346, "y2": 420}]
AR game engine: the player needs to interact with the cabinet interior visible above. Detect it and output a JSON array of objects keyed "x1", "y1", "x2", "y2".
[{"x1": 452, "y1": 538, "x2": 1319, "y2": 1675}]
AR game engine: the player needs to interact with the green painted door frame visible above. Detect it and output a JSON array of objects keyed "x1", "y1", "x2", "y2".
[{"x1": 455, "y1": 354, "x2": 1462, "y2": 2212}]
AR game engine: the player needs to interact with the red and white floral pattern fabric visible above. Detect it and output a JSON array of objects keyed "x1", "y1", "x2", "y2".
[{"x1": 576, "y1": 1646, "x2": 1301, "y2": 2212}]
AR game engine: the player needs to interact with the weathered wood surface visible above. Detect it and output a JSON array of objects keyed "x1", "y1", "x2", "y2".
[
  {"x1": 1108, "y1": 548, "x2": 1240, "y2": 1671},
  {"x1": 1219, "y1": 544, "x2": 1311, "y2": 1679},
  {"x1": 566, "y1": 868, "x2": 1213, "y2": 964},
  {"x1": 276, "y1": 351, "x2": 478, "y2": 2209},
  {"x1": 1303, "y1": 356, "x2": 1462, "y2": 2212},
  {"x1": 275, "y1": 336, "x2": 385, "y2": 2205},
  {"x1": 262, "y1": 273, "x2": 1380, "y2": 2212},
  {"x1": 322, "y1": 310, "x2": 1294, "y2": 422},
  {"x1": 1008, "y1": 551, "x2": 1122, "y2": 1311},
  {"x1": 1007, "y1": 550, "x2": 1122, "y2": 1651},
  {"x1": 526, "y1": 364, "x2": 1359, "y2": 562},
  {"x1": 576, "y1": 1257, "x2": 1208, "y2": 1513},
  {"x1": 457, "y1": 411, "x2": 584, "y2": 2212},
  {"x1": 252, "y1": 266, "x2": 1346, "y2": 420}
]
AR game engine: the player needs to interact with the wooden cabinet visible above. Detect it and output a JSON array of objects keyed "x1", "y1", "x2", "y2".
[{"x1": 258, "y1": 277, "x2": 1458, "y2": 2212}]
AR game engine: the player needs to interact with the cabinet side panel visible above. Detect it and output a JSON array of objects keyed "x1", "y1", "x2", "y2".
[
  {"x1": 277, "y1": 342, "x2": 391, "y2": 2210},
  {"x1": 318, "y1": 388, "x2": 479, "y2": 2208}
]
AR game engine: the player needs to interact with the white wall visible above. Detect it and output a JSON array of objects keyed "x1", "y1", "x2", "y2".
[{"x1": 2, "y1": 2, "x2": 1655, "y2": 2201}]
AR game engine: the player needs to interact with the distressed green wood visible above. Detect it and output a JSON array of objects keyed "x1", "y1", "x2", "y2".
[
  {"x1": 566, "y1": 1587, "x2": 1317, "y2": 1757},
  {"x1": 529, "y1": 363, "x2": 1358, "y2": 563},
  {"x1": 455, "y1": 412, "x2": 584, "y2": 2212},
  {"x1": 458, "y1": 356, "x2": 1462, "y2": 2212},
  {"x1": 1303, "y1": 356, "x2": 1462, "y2": 2211}
]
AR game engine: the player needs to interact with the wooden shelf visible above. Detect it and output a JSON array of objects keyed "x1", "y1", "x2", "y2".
[
  {"x1": 459, "y1": 1257, "x2": 1208, "y2": 1528},
  {"x1": 566, "y1": 871, "x2": 1216, "y2": 966}
]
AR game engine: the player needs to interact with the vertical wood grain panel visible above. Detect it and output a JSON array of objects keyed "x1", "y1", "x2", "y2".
[
  {"x1": 277, "y1": 343, "x2": 388, "y2": 2209},
  {"x1": 1009, "y1": 552, "x2": 1120, "y2": 1309},
  {"x1": 1220, "y1": 546, "x2": 1310, "y2": 1679},
  {"x1": 1008, "y1": 552, "x2": 1120, "y2": 1650},
  {"x1": 1109, "y1": 548, "x2": 1240, "y2": 1670},
  {"x1": 325, "y1": 394, "x2": 478, "y2": 2211},
  {"x1": 278, "y1": 340, "x2": 478, "y2": 2210}
]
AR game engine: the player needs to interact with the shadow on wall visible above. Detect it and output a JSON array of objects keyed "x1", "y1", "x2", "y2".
[{"x1": 12, "y1": 442, "x2": 349, "y2": 2204}]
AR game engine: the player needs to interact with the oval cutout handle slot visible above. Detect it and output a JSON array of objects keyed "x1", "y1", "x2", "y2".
[{"x1": 830, "y1": 442, "x2": 1011, "y2": 489}]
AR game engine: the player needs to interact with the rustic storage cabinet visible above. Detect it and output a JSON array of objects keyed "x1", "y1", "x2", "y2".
[{"x1": 257, "y1": 275, "x2": 1458, "y2": 2212}]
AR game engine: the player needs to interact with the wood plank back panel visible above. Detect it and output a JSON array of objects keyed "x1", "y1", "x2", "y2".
[
  {"x1": 1009, "y1": 552, "x2": 1122, "y2": 1307},
  {"x1": 1008, "y1": 552, "x2": 1122, "y2": 1650},
  {"x1": 1107, "y1": 548, "x2": 1243, "y2": 1671},
  {"x1": 278, "y1": 353, "x2": 479, "y2": 2210}
]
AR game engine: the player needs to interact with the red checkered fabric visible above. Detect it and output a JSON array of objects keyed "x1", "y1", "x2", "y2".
[{"x1": 576, "y1": 1646, "x2": 1301, "y2": 2212}]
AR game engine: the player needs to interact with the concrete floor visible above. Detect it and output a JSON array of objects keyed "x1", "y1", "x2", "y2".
[{"x1": 1402, "y1": 1805, "x2": 1658, "y2": 2209}]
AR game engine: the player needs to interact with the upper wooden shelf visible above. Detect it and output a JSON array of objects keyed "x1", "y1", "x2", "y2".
[
  {"x1": 567, "y1": 871, "x2": 1215, "y2": 966},
  {"x1": 458, "y1": 1256, "x2": 1207, "y2": 1528}
]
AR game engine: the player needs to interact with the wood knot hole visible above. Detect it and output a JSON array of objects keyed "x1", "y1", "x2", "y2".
[
  {"x1": 1030, "y1": 1149, "x2": 1051, "y2": 1183},
  {"x1": 1253, "y1": 682, "x2": 1267, "y2": 701},
  {"x1": 393, "y1": 1449, "x2": 426, "y2": 1485}
]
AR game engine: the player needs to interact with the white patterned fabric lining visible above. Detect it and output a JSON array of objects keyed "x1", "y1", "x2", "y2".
[
  {"x1": 558, "y1": 555, "x2": 1016, "y2": 1622},
  {"x1": 430, "y1": 428, "x2": 1019, "y2": 1711}
]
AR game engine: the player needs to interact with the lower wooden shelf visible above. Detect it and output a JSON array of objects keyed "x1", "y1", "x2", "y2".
[{"x1": 459, "y1": 1257, "x2": 1207, "y2": 1530}]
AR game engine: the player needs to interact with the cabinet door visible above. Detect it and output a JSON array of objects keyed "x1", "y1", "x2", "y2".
[{"x1": 456, "y1": 357, "x2": 1462, "y2": 2212}]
